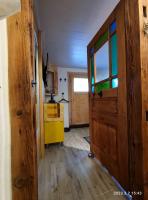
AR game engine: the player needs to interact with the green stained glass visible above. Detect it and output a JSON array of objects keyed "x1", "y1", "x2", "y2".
[
  {"x1": 111, "y1": 34, "x2": 118, "y2": 76},
  {"x1": 91, "y1": 57, "x2": 95, "y2": 85},
  {"x1": 112, "y1": 78, "x2": 118, "y2": 88},
  {"x1": 95, "y1": 81, "x2": 110, "y2": 93},
  {"x1": 95, "y1": 31, "x2": 108, "y2": 50}
]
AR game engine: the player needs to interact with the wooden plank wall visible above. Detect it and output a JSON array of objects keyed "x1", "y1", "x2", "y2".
[
  {"x1": 139, "y1": 1, "x2": 148, "y2": 198},
  {"x1": 7, "y1": 0, "x2": 38, "y2": 199}
]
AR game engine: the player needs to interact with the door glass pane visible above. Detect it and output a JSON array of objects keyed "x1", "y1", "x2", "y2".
[
  {"x1": 95, "y1": 81, "x2": 110, "y2": 93},
  {"x1": 111, "y1": 34, "x2": 118, "y2": 76},
  {"x1": 110, "y1": 21, "x2": 116, "y2": 34},
  {"x1": 92, "y1": 85, "x2": 95, "y2": 94},
  {"x1": 74, "y1": 78, "x2": 89, "y2": 92},
  {"x1": 95, "y1": 41, "x2": 109, "y2": 83},
  {"x1": 112, "y1": 78, "x2": 118, "y2": 88},
  {"x1": 91, "y1": 56, "x2": 95, "y2": 85}
]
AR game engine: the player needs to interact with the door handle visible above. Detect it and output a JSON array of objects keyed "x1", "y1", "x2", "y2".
[
  {"x1": 31, "y1": 80, "x2": 37, "y2": 87},
  {"x1": 98, "y1": 91, "x2": 103, "y2": 97}
]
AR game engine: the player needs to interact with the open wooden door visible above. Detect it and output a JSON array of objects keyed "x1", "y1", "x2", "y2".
[
  {"x1": 88, "y1": 0, "x2": 148, "y2": 199},
  {"x1": 88, "y1": 0, "x2": 128, "y2": 194},
  {"x1": 68, "y1": 72, "x2": 89, "y2": 126}
]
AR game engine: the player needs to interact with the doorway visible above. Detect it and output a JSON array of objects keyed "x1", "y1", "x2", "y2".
[{"x1": 68, "y1": 72, "x2": 89, "y2": 126}]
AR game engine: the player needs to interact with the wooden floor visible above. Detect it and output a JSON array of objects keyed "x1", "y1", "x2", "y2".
[{"x1": 38, "y1": 128, "x2": 126, "y2": 200}]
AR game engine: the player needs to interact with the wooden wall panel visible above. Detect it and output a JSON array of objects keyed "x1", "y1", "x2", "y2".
[
  {"x1": 92, "y1": 120, "x2": 118, "y2": 177},
  {"x1": 139, "y1": 0, "x2": 148, "y2": 199},
  {"x1": 7, "y1": 0, "x2": 38, "y2": 199},
  {"x1": 91, "y1": 97, "x2": 118, "y2": 178},
  {"x1": 92, "y1": 98, "x2": 118, "y2": 114}
]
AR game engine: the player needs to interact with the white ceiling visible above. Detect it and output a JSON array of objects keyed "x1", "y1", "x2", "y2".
[{"x1": 37, "y1": 0, "x2": 119, "y2": 68}]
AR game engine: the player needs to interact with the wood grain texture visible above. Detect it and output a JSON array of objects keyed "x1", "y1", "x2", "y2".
[
  {"x1": 124, "y1": 0, "x2": 144, "y2": 198},
  {"x1": 38, "y1": 31, "x2": 45, "y2": 159},
  {"x1": 116, "y1": 0, "x2": 129, "y2": 190},
  {"x1": 88, "y1": 0, "x2": 148, "y2": 199},
  {"x1": 68, "y1": 72, "x2": 89, "y2": 125},
  {"x1": 138, "y1": 0, "x2": 148, "y2": 199},
  {"x1": 7, "y1": 0, "x2": 38, "y2": 199},
  {"x1": 87, "y1": 1, "x2": 127, "y2": 188},
  {"x1": 38, "y1": 128, "x2": 126, "y2": 200}
]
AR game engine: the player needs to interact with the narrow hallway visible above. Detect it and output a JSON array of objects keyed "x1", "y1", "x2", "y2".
[{"x1": 38, "y1": 128, "x2": 125, "y2": 200}]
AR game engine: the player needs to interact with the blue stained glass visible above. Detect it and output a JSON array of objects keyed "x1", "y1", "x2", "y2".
[
  {"x1": 112, "y1": 78, "x2": 118, "y2": 88},
  {"x1": 111, "y1": 34, "x2": 118, "y2": 76},
  {"x1": 91, "y1": 57, "x2": 95, "y2": 85},
  {"x1": 92, "y1": 86, "x2": 95, "y2": 94},
  {"x1": 110, "y1": 21, "x2": 116, "y2": 34}
]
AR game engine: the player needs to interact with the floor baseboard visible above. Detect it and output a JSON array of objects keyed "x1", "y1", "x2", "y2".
[{"x1": 70, "y1": 124, "x2": 89, "y2": 129}]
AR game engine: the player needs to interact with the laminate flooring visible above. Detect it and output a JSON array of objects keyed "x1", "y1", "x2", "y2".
[{"x1": 38, "y1": 128, "x2": 126, "y2": 200}]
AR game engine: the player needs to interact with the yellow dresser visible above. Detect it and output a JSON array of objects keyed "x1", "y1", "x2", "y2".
[{"x1": 44, "y1": 104, "x2": 64, "y2": 145}]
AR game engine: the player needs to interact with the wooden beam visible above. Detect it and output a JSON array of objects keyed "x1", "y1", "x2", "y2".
[
  {"x1": 38, "y1": 31, "x2": 45, "y2": 159},
  {"x1": 116, "y1": 0, "x2": 129, "y2": 190},
  {"x1": 7, "y1": 0, "x2": 38, "y2": 199},
  {"x1": 124, "y1": 0, "x2": 144, "y2": 198},
  {"x1": 138, "y1": 0, "x2": 148, "y2": 199}
]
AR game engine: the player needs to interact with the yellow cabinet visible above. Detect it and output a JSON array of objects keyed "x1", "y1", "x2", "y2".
[
  {"x1": 44, "y1": 121, "x2": 64, "y2": 144},
  {"x1": 44, "y1": 104, "x2": 64, "y2": 144}
]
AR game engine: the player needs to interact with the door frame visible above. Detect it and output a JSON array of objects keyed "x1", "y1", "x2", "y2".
[
  {"x1": 7, "y1": 0, "x2": 38, "y2": 199},
  {"x1": 68, "y1": 72, "x2": 88, "y2": 126}
]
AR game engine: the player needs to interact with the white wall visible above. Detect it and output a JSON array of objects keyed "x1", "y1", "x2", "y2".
[
  {"x1": 45, "y1": 67, "x2": 87, "y2": 128},
  {"x1": 0, "y1": 19, "x2": 12, "y2": 200}
]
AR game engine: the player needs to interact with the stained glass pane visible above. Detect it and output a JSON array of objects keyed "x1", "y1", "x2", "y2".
[
  {"x1": 95, "y1": 31, "x2": 108, "y2": 50},
  {"x1": 95, "y1": 41, "x2": 109, "y2": 83},
  {"x1": 111, "y1": 34, "x2": 118, "y2": 76},
  {"x1": 95, "y1": 81, "x2": 110, "y2": 93},
  {"x1": 91, "y1": 56, "x2": 95, "y2": 85},
  {"x1": 110, "y1": 21, "x2": 116, "y2": 34},
  {"x1": 92, "y1": 85, "x2": 95, "y2": 94},
  {"x1": 112, "y1": 78, "x2": 118, "y2": 88}
]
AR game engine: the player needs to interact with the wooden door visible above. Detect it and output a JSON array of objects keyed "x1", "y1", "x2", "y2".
[
  {"x1": 88, "y1": 0, "x2": 148, "y2": 199},
  {"x1": 69, "y1": 72, "x2": 89, "y2": 126},
  {"x1": 87, "y1": 0, "x2": 129, "y2": 192}
]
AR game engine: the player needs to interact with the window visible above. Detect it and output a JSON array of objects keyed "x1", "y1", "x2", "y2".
[
  {"x1": 95, "y1": 41, "x2": 110, "y2": 83},
  {"x1": 74, "y1": 78, "x2": 89, "y2": 92},
  {"x1": 90, "y1": 20, "x2": 118, "y2": 94}
]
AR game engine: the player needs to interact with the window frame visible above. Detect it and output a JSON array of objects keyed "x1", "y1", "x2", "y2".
[{"x1": 90, "y1": 20, "x2": 118, "y2": 94}]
